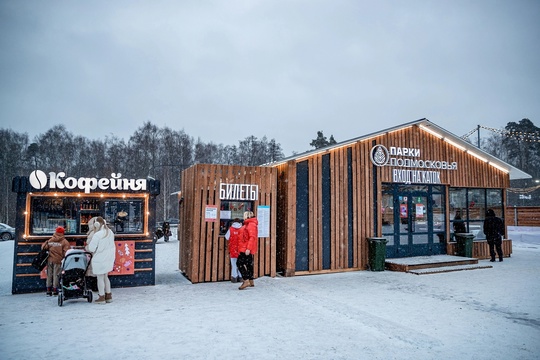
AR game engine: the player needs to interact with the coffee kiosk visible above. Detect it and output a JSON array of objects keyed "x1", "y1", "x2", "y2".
[{"x1": 11, "y1": 171, "x2": 160, "y2": 294}]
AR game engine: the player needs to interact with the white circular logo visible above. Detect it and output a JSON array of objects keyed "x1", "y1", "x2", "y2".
[
  {"x1": 29, "y1": 170, "x2": 48, "y2": 189},
  {"x1": 370, "y1": 145, "x2": 389, "y2": 166}
]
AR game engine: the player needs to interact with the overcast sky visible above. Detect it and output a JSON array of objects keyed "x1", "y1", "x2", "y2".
[{"x1": 1, "y1": 0, "x2": 539, "y2": 156}]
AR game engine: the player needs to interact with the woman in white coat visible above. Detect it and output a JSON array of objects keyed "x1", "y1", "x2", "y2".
[{"x1": 86, "y1": 216, "x2": 115, "y2": 304}]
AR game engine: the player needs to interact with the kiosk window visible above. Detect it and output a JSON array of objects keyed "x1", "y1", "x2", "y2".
[
  {"x1": 29, "y1": 196, "x2": 146, "y2": 236},
  {"x1": 30, "y1": 196, "x2": 100, "y2": 235},
  {"x1": 104, "y1": 199, "x2": 144, "y2": 234},
  {"x1": 219, "y1": 200, "x2": 253, "y2": 235}
]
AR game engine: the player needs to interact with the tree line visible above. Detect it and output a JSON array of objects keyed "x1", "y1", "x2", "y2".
[
  {"x1": 481, "y1": 118, "x2": 540, "y2": 205},
  {"x1": 1, "y1": 118, "x2": 537, "y2": 226},
  {"x1": 0, "y1": 121, "x2": 286, "y2": 225}
]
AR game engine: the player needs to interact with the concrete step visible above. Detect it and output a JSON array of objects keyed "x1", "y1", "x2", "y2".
[
  {"x1": 407, "y1": 264, "x2": 493, "y2": 275},
  {"x1": 385, "y1": 255, "x2": 484, "y2": 273}
]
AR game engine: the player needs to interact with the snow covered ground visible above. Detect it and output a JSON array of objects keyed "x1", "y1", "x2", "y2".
[{"x1": 1, "y1": 229, "x2": 539, "y2": 360}]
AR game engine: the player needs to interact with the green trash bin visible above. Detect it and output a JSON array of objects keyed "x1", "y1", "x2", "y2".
[
  {"x1": 367, "y1": 237, "x2": 388, "y2": 271},
  {"x1": 455, "y1": 233, "x2": 475, "y2": 258}
]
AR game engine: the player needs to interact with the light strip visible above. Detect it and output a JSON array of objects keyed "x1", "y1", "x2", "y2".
[
  {"x1": 489, "y1": 162, "x2": 510, "y2": 173},
  {"x1": 419, "y1": 124, "x2": 443, "y2": 139},
  {"x1": 467, "y1": 150, "x2": 488, "y2": 162},
  {"x1": 443, "y1": 137, "x2": 466, "y2": 151}
]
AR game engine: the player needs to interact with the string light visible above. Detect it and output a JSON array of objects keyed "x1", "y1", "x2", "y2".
[
  {"x1": 507, "y1": 184, "x2": 540, "y2": 194},
  {"x1": 461, "y1": 125, "x2": 540, "y2": 143}
]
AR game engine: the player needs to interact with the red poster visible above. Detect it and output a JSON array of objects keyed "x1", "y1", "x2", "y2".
[{"x1": 109, "y1": 241, "x2": 135, "y2": 275}]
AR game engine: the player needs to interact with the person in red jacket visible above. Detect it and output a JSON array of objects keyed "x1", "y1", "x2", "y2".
[
  {"x1": 225, "y1": 219, "x2": 243, "y2": 283},
  {"x1": 42, "y1": 226, "x2": 71, "y2": 296},
  {"x1": 237, "y1": 211, "x2": 258, "y2": 290}
]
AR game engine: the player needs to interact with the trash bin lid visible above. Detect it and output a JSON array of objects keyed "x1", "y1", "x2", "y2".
[{"x1": 367, "y1": 237, "x2": 388, "y2": 243}]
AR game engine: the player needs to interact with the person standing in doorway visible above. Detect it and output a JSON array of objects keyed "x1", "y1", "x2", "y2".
[
  {"x1": 86, "y1": 217, "x2": 116, "y2": 304},
  {"x1": 483, "y1": 209, "x2": 505, "y2": 262},
  {"x1": 453, "y1": 210, "x2": 466, "y2": 234},
  {"x1": 42, "y1": 226, "x2": 71, "y2": 296},
  {"x1": 237, "y1": 211, "x2": 258, "y2": 290},
  {"x1": 225, "y1": 218, "x2": 243, "y2": 283}
]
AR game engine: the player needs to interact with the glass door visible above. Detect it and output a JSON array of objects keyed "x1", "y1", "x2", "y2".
[
  {"x1": 382, "y1": 184, "x2": 446, "y2": 258},
  {"x1": 399, "y1": 194, "x2": 429, "y2": 257}
]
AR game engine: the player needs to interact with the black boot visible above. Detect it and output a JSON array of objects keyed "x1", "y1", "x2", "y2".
[
  {"x1": 490, "y1": 257, "x2": 496, "y2": 262},
  {"x1": 46, "y1": 287, "x2": 52, "y2": 296}
]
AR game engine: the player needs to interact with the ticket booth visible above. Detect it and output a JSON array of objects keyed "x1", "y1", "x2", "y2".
[
  {"x1": 178, "y1": 164, "x2": 277, "y2": 283},
  {"x1": 11, "y1": 170, "x2": 160, "y2": 294}
]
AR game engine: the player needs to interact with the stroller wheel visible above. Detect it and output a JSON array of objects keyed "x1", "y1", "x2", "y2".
[
  {"x1": 58, "y1": 294, "x2": 63, "y2": 307},
  {"x1": 87, "y1": 291, "x2": 93, "y2": 303}
]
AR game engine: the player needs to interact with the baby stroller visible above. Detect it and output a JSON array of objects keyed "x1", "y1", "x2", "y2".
[{"x1": 58, "y1": 249, "x2": 93, "y2": 306}]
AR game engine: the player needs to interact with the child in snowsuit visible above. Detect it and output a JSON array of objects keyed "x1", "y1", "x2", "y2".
[
  {"x1": 42, "y1": 226, "x2": 71, "y2": 296},
  {"x1": 225, "y1": 219, "x2": 243, "y2": 283}
]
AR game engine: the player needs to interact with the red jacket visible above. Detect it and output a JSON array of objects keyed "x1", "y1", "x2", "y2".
[
  {"x1": 239, "y1": 217, "x2": 258, "y2": 254},
  {"x1": 225, "y1": 222, "x2": 243, "y2": 258}
]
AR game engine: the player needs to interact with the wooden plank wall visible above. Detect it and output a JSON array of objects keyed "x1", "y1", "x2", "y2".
[
  {"x1": 275, "y1": 161, "x2": 296, "y2": 276},
  {"x1": 376, "y1": 125, "x2": 510, "y2": 188},
  {"x1": 179, "y1": 164, "x2": 277, "y2": 283},
  {"x1": 506, "y1": 207, "x2": 540, "y2": 226},
  {"x1": 276, "y1": 141, "x2": 375, "y2": 276}
]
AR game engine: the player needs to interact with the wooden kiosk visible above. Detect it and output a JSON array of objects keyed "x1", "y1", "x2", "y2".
[
  {"x1": 178, "y1": 164, "x2": 277, "y2": 283},
  {"x1": 11, "y1": 171, "x2": 160, "y2": 294}
]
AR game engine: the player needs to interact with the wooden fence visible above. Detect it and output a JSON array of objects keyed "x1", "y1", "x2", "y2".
[{"x1": 505, "y1": 206, "x2": 540, "y2": 227}]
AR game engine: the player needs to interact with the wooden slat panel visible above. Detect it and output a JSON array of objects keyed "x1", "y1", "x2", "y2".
[
  {"x1": 506, "y1": 206, "x2": 540, "y2": 226},
  {"x1": 447, "y1": 239, "x2": 513, "y2": 259}
]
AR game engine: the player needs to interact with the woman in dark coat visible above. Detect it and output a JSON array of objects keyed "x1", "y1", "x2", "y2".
[{"x1": 483, "y1": 209, "x2": 504, "y2": 262}]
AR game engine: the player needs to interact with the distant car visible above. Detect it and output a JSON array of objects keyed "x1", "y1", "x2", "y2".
[{"x1": 0, "y1": 223, "x2": 15, "y2": 240}]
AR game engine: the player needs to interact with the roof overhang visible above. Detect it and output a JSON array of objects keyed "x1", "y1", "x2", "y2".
[{"x1": 269, "y1": 118, "x2": 531, "y2": 181}]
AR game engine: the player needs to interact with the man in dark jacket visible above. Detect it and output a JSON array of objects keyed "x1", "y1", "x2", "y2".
[{"x1": 483, "y1": 209, "x2": 505, "y2": 262}]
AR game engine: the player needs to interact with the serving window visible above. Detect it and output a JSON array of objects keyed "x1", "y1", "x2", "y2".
[
  {"x1": 219, "y1": 200, "x2": 254, "y2": 235},
  {"x1": 29, "y1": 195, "x2": 146, "y2": 236}
]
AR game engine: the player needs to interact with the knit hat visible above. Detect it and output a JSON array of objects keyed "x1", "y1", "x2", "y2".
[{"x1": 56, "y1": 226, "x2": 65, "y2": 234}]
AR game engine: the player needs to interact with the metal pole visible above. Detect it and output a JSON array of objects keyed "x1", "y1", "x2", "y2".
[{"x1": 477, "y1": 125, "x2": 481, "y2": 148}]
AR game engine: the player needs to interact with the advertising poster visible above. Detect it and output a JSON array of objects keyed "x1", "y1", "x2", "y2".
[
  {"x1": 110, "y1": 241, "x2": 135, "y2": 275},
  {"x1": 416, "y1": 203, "x2": 425, "y2": 218},
  {"x1": 257, "y1": 205, "x2": 270, "y2": 238},
  {"x1": 205, "y1": 205, "x2": 218, "y2": 222}
]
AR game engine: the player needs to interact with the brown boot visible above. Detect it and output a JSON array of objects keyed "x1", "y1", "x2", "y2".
[
  {"x1": 249, "y1": 279, "x2": 254, "y2": 287},
  {"x1": 105, "y1": 293, "x2": 113, "y2": 303},
  {"x1": 95, "y1": 295, "x2": 106, "y2": 304},
  {"x1": 239, "y1": 280, "x2": 250, "y2": 290}
]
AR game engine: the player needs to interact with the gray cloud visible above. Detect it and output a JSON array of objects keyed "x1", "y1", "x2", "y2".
[{"x1": 1, "y1": 0, "x2": 539, "y2": 155}]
